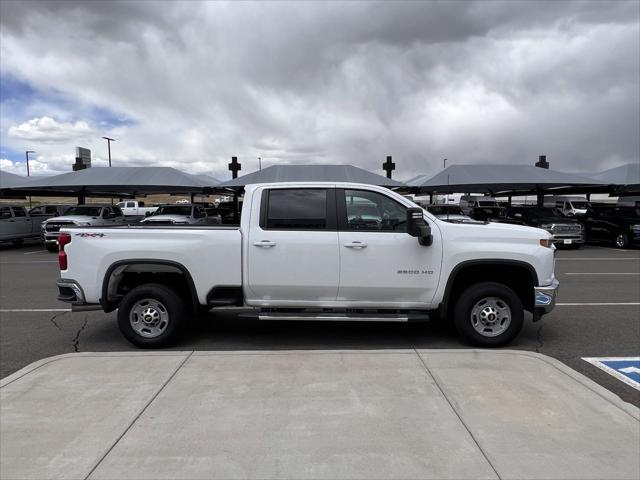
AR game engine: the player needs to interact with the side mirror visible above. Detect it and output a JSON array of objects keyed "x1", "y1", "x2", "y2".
[{"x1": 406, "y1": 208, "x2": 433, "y2": 246}]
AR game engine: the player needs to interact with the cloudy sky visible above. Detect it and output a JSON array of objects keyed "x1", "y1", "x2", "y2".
[{"x1": 0, "y1": 0, "x2": 638, "y2": 180}]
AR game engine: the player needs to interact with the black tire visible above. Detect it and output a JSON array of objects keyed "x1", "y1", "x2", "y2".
[
  {"x1": 117, "y1": 283, "x2": 187, "y2": 348},
  {"x1": 46, "y1": 243, "x2": 58, "y2": 253},
  {"x1": 12, "y1": 239, "x2": 24, "y2": 246},
  {"x1": 453, "y1": 282, "x2": 524, "y2": 347},
  {"x1": 614, "y1": 232, "x2": 630, "y2": 249}
]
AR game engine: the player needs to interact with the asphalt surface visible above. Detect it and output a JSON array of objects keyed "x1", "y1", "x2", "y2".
[{"x1": 1, "y1": 239, "x2": 639, "y2": 406}]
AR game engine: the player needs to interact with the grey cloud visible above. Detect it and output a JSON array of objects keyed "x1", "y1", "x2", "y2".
[{"x1": 0, "y1": 0, "x2": 638, "y2": 178}]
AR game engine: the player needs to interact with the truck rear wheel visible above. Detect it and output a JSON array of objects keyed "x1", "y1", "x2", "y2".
[
  {"x1": 453, "y1": 282, "x2": 524, "y2": 347},
  {"x1": 117, "y1": 283, "x2": 186, "y2": 348}
]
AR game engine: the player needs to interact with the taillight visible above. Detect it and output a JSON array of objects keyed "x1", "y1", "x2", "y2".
[{"x1": 58, "y1": 233, "x2": 71, "y2": 270}]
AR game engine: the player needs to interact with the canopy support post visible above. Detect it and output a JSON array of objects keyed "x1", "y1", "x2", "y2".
[{"x1": 536, "y1": 186, "x2": 544, "y2": 207}]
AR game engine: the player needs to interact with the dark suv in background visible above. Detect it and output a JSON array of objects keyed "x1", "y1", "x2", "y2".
[
  {"x1": 580, "y1": 204, "x2": 640, "y2": 248},
  {"x1": 501, "y1": 206, "x2": 585, "y2": 248}
]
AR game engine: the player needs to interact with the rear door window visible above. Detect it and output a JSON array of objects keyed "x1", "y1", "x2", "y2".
[
  {"x1": 262, "y1": 189, "x2": 334, "y2": 230},
  {"x1": 12, "y1": 207, "x2": 26, "y2": 217}
]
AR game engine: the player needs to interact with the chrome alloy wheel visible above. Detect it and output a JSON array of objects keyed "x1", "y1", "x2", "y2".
[
  {"x1": 615, "y1": 234, "x2": 626, "y2": 248},
  {"x1": 470, "y1": 297, "x2": 512, "y2": 337},
  {"x1": 129, "y1": 298, "x2": 169, "y2": 338}
]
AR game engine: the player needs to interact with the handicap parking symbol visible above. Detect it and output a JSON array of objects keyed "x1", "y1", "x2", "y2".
[{"x1": 582, "y1": 357, "x2": 640, "y2": 390}]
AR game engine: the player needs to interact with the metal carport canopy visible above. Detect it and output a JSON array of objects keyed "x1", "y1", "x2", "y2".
[
  {"x1": 408, "y1": 164, "x2": 604, "y2": 194},
  {"x1": 8, "y1": 167, "x2": 220, "y2": 196},
  {"x1": 216, "y1": 164, "x2": 406, "y2": 188}
]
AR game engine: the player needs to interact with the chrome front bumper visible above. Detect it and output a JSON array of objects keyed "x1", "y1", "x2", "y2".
[{"x1": 534, "y1": 278, "x2": 560, "y2": 318}]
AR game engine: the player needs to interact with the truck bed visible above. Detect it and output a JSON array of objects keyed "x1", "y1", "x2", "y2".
[{"x1": 61, "y1": 225, "x2": 242, "y2": 305}]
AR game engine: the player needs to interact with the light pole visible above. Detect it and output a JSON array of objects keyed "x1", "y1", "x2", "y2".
[
  {"x1": 258, "y1": 156, "x2": 262, "y2": 171},
  {"x1": 25, "y1": 150, "x2": 35, "y2": 208},
  {"x1": 102, "y1": 137, "x2": 115, "y2": 167},
  {"x1": 443, "y1": 158, "x2": 447, "y2": 169},
  {"x1": 25, "y1": 150, "x2": 35, "y2": 176}
]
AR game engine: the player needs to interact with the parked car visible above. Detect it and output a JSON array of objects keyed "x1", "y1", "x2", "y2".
[
  {"x1": 206, "y1": 200, "x2": 243, "y2": 225},
  {"x1": 425, "y1": 205, "x2": 475, "y2": 223},
  {"x1": 42, "y1": 204, "x2": 126, "y2": 252},
  {"x1": 501, "y1": 206, "x2": 584, "y2": 248},
  {"x1": 28, "y1": 204, "x2": 70, "y2": 219},
  {"x1": 141, "y1": 204, "x2": 220, "y2": 225},
  {"x1": 116, "y1": 200, "x2": 158, "y2": 217},
  {"x1": 544, "y1": 196, "x2": 591, "y2": 217},
  {"x1": 580, "y1": 204, "x2": 640, "y2": 248},
  {"x1": 459, "y1": 195, "x2": 500, "y2": 215},
  {"x1": 0, "y1": 205, "x2": 43, "y2": 245},
  {"x1": 55, "y1": 182, "x2": 558, "y2": 349}
]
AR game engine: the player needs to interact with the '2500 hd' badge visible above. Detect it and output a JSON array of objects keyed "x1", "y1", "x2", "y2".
[
  {"x1": 397, "y1": 269, "x2": 433, "y2": 275},
  {"x1": 75, "y1": 233, "x2": 105, "y2": 238}
]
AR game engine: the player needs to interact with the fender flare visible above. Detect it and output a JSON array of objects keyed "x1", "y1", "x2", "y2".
[
  {"x1": 101, "y1": 259, "x2": 199, "y2": 312},
  {"x1": 439, "y1": 259, "x2": 539, "y2": 318}
]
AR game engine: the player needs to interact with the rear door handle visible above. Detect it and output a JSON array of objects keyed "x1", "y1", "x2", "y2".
[
  {"x1": 344, "y1": 241, "x2": 367, "y2": 248},
  {"x1": 253, "y1": 240, "x2": 276, "y2": 247}
]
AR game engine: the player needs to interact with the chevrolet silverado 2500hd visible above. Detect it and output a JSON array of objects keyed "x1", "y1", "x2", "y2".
[{"x1": 55, "y1": 182, "x2": 559, "y2": 348}]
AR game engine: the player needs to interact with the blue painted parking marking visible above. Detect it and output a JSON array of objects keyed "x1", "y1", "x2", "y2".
[{"x1": 582, "y1": 357, "x2": 640, "y2": 390}]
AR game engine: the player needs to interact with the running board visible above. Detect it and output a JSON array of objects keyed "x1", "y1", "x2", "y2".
[{"x1": 255, "y1": 313, "x2": 430, "y2": 322}]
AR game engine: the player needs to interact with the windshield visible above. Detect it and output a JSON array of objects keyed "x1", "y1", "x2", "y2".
[
  {"x1": 63, "y1": 206, "x2": 103, "y2": 216},
  {"x1": 570, "y1": 201, "x2": 589, "y2": 210},
  {"x1": 428, "y1": 205, "x2": 464, "y2": 216},
  {"x1": 154, "y1": 206, "x2": 192, "y2": 216},
  {"x1": 478, "y1": 200, "x2": 498, "y2": 207}
]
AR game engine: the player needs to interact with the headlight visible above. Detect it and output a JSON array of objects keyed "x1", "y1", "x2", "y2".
[
  {"x1": 631, "y1": 224, "x2": 640, "y2": 231},
  {"x1": 539, "y1": 238, "x2": 554, "y2": 248},
  {"x1": 539, "y1": 224, "x2": 553, "y2": 230}
]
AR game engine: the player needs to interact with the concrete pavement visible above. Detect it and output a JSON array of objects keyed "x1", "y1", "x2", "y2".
[{"x1": 1, "y1": 350, "x2": 638, "y2": 480}]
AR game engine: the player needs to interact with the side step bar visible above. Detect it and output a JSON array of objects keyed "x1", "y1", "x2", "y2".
[{"x1": 254, "y1": 312, "x2": 430, "y2": 322}]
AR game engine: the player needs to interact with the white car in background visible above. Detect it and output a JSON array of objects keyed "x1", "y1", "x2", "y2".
[
  {"x1": 116, "y1": 201, "x2": 158, "y2": 217},
  {"x1": 141, "y1": 204, "x2": 220, "y2": 225}
]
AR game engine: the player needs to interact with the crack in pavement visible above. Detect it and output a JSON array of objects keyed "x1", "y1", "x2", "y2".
[
  {"x1": 535, "y1": 322, "x2": 544, "y2": 353},
  {"x1": 49, "y1": 311, "x2": 67, "y2": 331},
  {"x1": 72, "y1": 316, "x2": 88, "y2": 352}
]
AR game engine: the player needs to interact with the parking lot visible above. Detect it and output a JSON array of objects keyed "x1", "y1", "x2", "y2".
[{"x1": 1, "y1": 240, "x2": 638, "y2": 406}]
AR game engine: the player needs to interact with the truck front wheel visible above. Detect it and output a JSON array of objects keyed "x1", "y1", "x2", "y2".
[
  {"x1": 117, "y1": 283, "x2": 186, "y2": 348},
  {"x1": 453, "y1": 282, "x2": 524, "y2": 347}
]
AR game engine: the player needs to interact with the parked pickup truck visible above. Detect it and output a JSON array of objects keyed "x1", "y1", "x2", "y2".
[
  {"x1": 0, "y1": 205, "x2": 43, "y2": 245},
  {"x1": 580, "y1": 204, "x2": 640, "y2": 248},
  {"x1": 55, "y1": 182, "x2": 559, "y2": 348},
  {"x1": 116, "y1": 200, "x2": 158, "y2": 217},
  {"x1": 500, "y1": 207, "x2": 584, "y2": 248},
  {"x1": 42, "y1": 204, "x2": 126, "y2": 252}
]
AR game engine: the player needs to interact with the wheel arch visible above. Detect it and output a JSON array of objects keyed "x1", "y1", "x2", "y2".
[
  {"x1": 101, "y1": 259, "x2": 199, "y2": 313},
  {"x1": 440, "y1": 259, "x2": 539, "y2": 318}
]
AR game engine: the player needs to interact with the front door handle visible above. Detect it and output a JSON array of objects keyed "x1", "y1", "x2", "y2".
[
  {"x1": 344, "y1": 241, "x2": 367, "y2": 249},
  {"x1": 253, "y1": 240, "x2": 276, "y2": 247}
]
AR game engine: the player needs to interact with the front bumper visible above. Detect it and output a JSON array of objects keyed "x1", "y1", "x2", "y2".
[{"x1": 533, "y1": 278, "x2": 560, "y2": 320}]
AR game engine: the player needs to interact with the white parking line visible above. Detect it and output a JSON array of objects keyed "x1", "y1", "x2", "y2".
[
  {"x1": 23, "y1": 250, "x2": 49, "y2": 255},
  {"x1": 0, "y1": 261, "x2": 58, "y2": 264},
  {"x1": 557, "y1": 302, "x2": 640, "y2": 306},
  {"x1": 0, "y1": 309, "x2": 71, "y2": 312},
  {"x1": 565, "y1": 273, "x2": 640, "y2": 275}
]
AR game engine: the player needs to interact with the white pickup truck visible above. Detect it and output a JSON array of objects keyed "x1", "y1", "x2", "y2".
[
  {"x1": 56, "y1": 182, "x2": 559, "y2": 348},
  {"x1": 116, "y1": 200, "x2": 158, "y2": 217}
]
